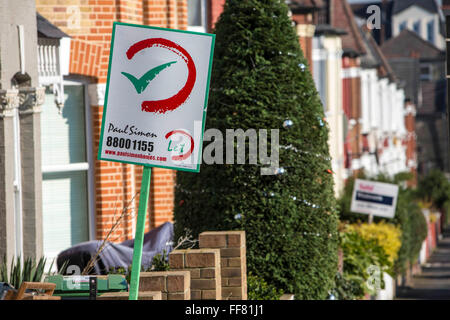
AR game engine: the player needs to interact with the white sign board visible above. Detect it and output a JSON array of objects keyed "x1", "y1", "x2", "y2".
[
  {"x1": 350, "y1": 179, "x2": 399, "y2": 218},
  {"x1": 98, "y1": 22, "x2": 215, "y2": 172}
]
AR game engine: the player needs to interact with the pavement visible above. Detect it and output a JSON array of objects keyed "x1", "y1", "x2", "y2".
[{"x1": 396, "y1": 228, "x2": 450, "y2": 300}]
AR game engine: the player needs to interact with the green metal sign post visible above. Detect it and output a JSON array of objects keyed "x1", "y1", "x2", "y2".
[{"x1": 128, "y1": 166, "x2": 152, "y2": 300}]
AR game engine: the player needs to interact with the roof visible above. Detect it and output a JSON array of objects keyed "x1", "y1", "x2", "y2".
[
  {"x1": 359, "y1": 26, "x2": 396, "y2": 82},
  {"x1": 37, "y1": 12, "x2": 69, "y2": 39},
  {"x1": 380, "y1": 29, "x2": 445, "y2": 61},
  {"x1": 359, "y1": 27, "x2": 380, "y2": 69},
  {"x1": 288, "y1": 0, "x2": 324, "y2": 10},
  {"x1": 383, "y1": 57, "x2": 420, "y2": 104},
  {"x1": 392, "y1": 0, "x2": 439, "y2": 15},
  {"x1": 329, "y1": 0, "x2": 366, "y2": 56}
]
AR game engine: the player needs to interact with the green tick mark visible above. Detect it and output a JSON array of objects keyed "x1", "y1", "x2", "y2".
[{"x1": 121, "y1": 61, "x2": 177, "y2": 94}]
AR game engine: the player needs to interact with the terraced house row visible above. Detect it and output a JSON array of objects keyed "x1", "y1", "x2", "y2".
[{"x1": 1, "y1": 0, "x2": 444, "y2": 266}]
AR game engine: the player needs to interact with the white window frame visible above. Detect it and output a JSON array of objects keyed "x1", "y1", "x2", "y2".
[
  {"x1": 187, "y1": 0, "x2": 208, "y2": 33},
  {"x1": 42, "y1": 79, "x2": 96, "y2": 241},
  {"x1": 399, "y1": 21, "x2": 407, "y2": 33},
  {"x1": 427, "y1": 20, "x2": 435, "y2": 44},
  {"x1": 420, "y1": 64, "x2": 432, "y2": 81},
  {"x1": 413, "y1": 20, "x2": 421, "y2": 35}
]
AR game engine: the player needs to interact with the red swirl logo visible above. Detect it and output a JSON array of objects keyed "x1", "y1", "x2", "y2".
[{"x1": 124, "y1": 38, "x2": 197, "y2": 114}]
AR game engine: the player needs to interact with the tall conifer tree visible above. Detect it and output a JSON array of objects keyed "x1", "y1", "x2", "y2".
[{"x1": 174, "y1": 0, "x2": 339, "y2": 299}]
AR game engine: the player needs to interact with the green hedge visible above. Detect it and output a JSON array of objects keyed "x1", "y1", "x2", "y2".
[
  {"x1": 333, "y1": 229, "x2": 390, "y2": 299},
  {"x1": 247, "y1": 273, "x2": 284, "y2": 300},
  {"x1": 416, "y1": 169, "x2": 450, "y2": 209},
  {"x1": 392, "y1": 188, "x2": 427, "y2": 275},
  {"x1": 174, "y1": 0, "x2": 338, "y2": 299},
  {"x1": 416, "y1": 169, "x2": 450, "y2": 227}
]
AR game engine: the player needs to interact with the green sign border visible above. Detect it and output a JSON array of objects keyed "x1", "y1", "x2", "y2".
[{"x1": 97, "y1": 22, "x2": 215, "y2": 173}]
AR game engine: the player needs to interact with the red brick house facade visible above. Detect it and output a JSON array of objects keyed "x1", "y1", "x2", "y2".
[
  {"x1": 329, "y1": 0, "x2": 365, "y2": 175},
  {"x1": 36, "y1": 0, "x2": 188, "y2": 242}
]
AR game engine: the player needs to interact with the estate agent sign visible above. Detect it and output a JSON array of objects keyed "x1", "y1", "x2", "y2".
[
  {"x1": 98, "y1": 22, "x2": 215, "y2": 172},
  {"x1": 98, "y1": 22, "x2": 215, "y2": 300},
  {"x1": 350, "y1": 179, "x2": 399, "y2": 219}
]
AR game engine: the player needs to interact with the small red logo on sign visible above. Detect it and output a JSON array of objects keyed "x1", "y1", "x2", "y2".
[
  {"x1": 165, "y1": 130, "x2": 194, "y2": 161},
  {"x1": 359, "y1": 183, "x2": 374, "y2": 192}
]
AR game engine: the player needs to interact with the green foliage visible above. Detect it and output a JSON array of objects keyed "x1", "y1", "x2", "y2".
[
  {"x1": 150, "y1": 250, "x2": 170, "y2": 272},
  {"x1": 416, "y1": 169, "x2": 450, "y2": 209},
  {"x1": 0, "y1": 255, "x2": 52, "y2": 289},
  {"x1": 347, "y1": 222, "x2": 402, "y2": 274},
  {"x1": 444, "y1": 201, "x2": 450, "y2": 227},
  {"x1": 337, "y1": 229, "x2": 389, "y2": 299},
  {"x1": 247, "y1": 273, "x2": 284, "y2": 300},
  {"x1": 392, "y1": 188, "x2": 428, "y2": 275},
  {"x1": 174, "y1": 0, "x2": 338, "y2": 299},
  {"x1": 331, "y1": 272, "x2": 364, "y2": 300}
]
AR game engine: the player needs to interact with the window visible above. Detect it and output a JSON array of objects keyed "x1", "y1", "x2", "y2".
[
  {"x1": 413, "y1": 20, "x2": 421, "y2": 35},
  {"x1": 399, "y1": 21, "x2": 407, "y2": 33},
  {"x1": 427, "y1": 20, "x2": 435, "y2": 44},
  {"x1": 188, "y1": 0, "x2": 207, "y2": 33},
  {"x1": 420, "y1": 65, "x2": 432, "y2": 81},
  {"x1": 41, "y1": 83, "x2": 93, "y2": 262}
]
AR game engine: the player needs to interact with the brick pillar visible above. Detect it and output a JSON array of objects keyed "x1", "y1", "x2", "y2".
[
  {"x1": 199, "y1": 231, "x2": 247, "y2": 300},
  {"x1": 139, "y1": 270, "x2": 190, "y2": 300},
  {"x1": 169, "y1": 249, "x2": 222, "y2": 300}
]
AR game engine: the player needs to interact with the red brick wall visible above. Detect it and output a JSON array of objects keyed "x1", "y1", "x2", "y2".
[
  {"x1": 69, "y1": 39, "x2": 103, "y2": 77},
  {"x1": 298, "y1": 35, "x2": 313, "y2": 72},
  {"x1": 342, "y1": 57, "x2": 362, "y2": 171},
  {"x1": 208, "y1": 0, "x2": 225, "y2": 32},
  {"x1": 36, "y1": 0, "x2": 187, "y2": 241},
  {"x1": 404, "y1": 102, "x2": 418, "y2": 187}
]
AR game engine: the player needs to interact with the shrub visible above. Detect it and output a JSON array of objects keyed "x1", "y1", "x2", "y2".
[
  {"x1": 444, "y1": 201, "x2": 450, "y2": 226},
  {"x1": 0, "y1": 255, "x2": 52, "y2": 289},
  {"x1": 150, "y1": 250, "x2": 170, "y2": 272},
  {"x1": 347, "y1": 221, "x2": 402, "y2": 270},
  {"x1": 392, "y1": 188, "x2": 427, "y2": 275},
  {"x1": 337, "y1": 227, "x2": 390, "y2": 298},
  {"x1": 247, "y1": 273, "x2": 284, "y2": 300},
  {"x1": 174, "y1": 0, "x2": 338, "y2": 299},
  {"x1": 416, "y1": 169, "x2": 450, "y2": 209},
  {"x1": 332, "y1": 272, "x2": 364, "y2": 300}
]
